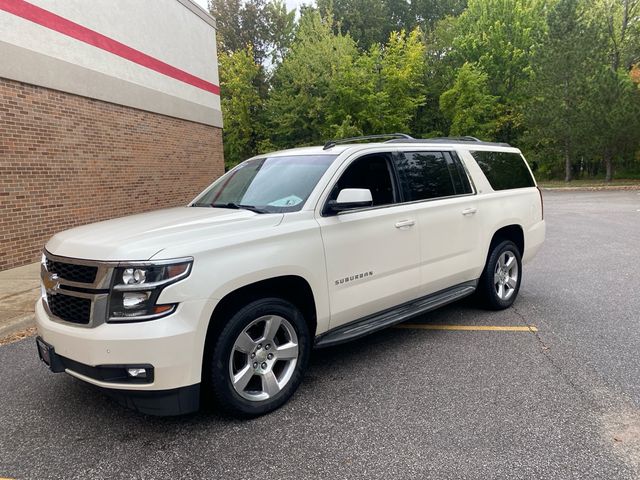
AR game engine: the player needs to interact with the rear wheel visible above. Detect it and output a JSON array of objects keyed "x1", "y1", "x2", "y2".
[
  {"x1": 477, "y1": 240, "x2": 522, "y2": 310},
  {"x1": 205, "y1": 298, "x2": 310, "y2": 417}
]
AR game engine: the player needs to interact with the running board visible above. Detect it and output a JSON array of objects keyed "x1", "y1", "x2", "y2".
[{"x1": 314, "y1": 281, "x2": 477, "y2": 348}]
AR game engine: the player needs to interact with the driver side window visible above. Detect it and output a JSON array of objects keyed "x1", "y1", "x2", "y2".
[{"x1": 328, "y1": 154, "x2": 397, "y2": 207}]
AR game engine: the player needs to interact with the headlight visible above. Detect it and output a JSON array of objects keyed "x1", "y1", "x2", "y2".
[{"x1": 108, "y1": 259, "x2": 192, "y2": 322}]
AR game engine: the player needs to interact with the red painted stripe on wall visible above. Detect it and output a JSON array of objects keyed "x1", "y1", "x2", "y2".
[{"x1": 0, "y1": 0, "x2": 220, "y2": 96}]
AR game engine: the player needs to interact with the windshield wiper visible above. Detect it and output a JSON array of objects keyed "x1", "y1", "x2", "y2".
[{"x1": 211, "y1": 202, "x2": 269, "y2": 214}]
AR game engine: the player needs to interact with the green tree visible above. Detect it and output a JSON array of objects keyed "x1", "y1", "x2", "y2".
[
  {"x1": 266, "y1": 11, "x2": 360, "y2": 147},
  {"x1": 316, "y1": 0, "x2": 403, "y2": 48},
  {"x1": 411, "y1": 0, "x2": 468, "y2": 30},
  {"x1": 266, "y1": 19, "x2": 426, "y2": 147},
  {"x1": 592, "y1": 0, "x2": 640, "y2": 71},
  {"x1": 586, "y1": 0, "x2": 640, "y2": 180},
  {"x1": 589, "y1": 68, "x2": 640, "y2": 181},
  {"x1": 333, "y1": 29, "x2": 426, "y2": 134},
  {"x1": 448, "y1": 0, "x2": 549, "y2": 142},
  {"x1": 439, "y1": 63, "x2": 499, "y2": 139},
  {"x1": 317, "y1": 0, "x2": 467, "y2": 47},
  {"x1": 210, "y1": 0, "x2": 295, "y2": 65},
  {"x1": 218, "y1": 46, "x2": 264, "y2": 167},
  {"x1": 524, "y1": 0, "x2": 599, "y2": 181}
]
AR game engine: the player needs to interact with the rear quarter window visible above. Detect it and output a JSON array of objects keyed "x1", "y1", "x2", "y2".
[{"x1": 470, "y1": 151, "x2": 535, "y2": 191}]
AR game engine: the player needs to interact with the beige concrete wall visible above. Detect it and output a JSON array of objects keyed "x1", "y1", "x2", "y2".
[{"x1": 0, "y1": 0, "x2": 221, "y2": 127}]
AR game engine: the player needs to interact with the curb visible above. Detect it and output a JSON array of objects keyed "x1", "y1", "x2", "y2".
[
  {"x1": 539, "y1": 185, "x2": 640, "y2": 191},
  {"x1": 0, "y1": 314, "x2": 36, "y2": 341}
]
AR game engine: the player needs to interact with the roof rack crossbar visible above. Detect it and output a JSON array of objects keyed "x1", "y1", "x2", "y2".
[{"x1": 323, "y1": 133, "x2": 413, "y2": 150}]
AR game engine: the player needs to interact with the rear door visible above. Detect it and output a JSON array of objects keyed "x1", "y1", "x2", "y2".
[
  {"x1": 393, "y1": 150, "x2": 484, "y2": 294},
  {"x1": 316, "y1": 152, "x2": 422, "y2": 329}
]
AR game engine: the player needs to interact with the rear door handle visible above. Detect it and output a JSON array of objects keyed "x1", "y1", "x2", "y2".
[
  {"x1": 462, "y1": 207, "x2": 478, "y2": 216},
  {"x1": 395, "y1": 219, "x2": 416, "y2": 229}
]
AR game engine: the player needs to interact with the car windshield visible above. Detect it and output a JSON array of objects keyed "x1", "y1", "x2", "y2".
[{"x1": 192, "y1": 155, "x2": 337, "y2": 213}]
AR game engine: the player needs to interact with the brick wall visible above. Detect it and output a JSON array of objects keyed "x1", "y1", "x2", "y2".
[{"x1": 0, "y1": 78, "x2": 224, "y2": 271}]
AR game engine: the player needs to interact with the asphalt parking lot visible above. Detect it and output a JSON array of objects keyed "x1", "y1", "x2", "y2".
[{"x1": 1, "y1": 190, "x2": 639, "y2": 479}]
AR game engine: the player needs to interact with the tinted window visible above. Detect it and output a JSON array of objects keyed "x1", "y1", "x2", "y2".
[
  {"x1": 471, "y1": 151, "x2": 535, "y2": 190},
  {"x1": 448, "y1": 152, "x2": 473, "y2": 194},
  {"x1": 192, "y1": 155, "x2": 336, "y2": 213},
  {"x1": 329, "y1": 154, "x2": 396, "y2": 207},
  {"x1": 394, "y1": 152, "x2": 472, "y2": 202}
]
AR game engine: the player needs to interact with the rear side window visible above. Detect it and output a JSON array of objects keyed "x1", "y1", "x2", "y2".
[
  {"x1": 394, "y1": 151, "x2": 473, "y2": 202},
  {"x1": 471, "y1": 151, "x2": 535, "y2": 191}
]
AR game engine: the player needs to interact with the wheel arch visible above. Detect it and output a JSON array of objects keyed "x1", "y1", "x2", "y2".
[
  {"x1": 202, "y1": 275, "x2": 318, "y2": 377},
  {"x1": 488, "y1": 224, "x2": 524, "y2": 256}
]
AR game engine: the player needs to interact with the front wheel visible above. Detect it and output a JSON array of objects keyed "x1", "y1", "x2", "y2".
[
  {"x1": 477, "y1": 240, "x2": 522, "y2": 310},
  {"x1": 205, "y1": 298, "x2": 310, "y2": 417}
]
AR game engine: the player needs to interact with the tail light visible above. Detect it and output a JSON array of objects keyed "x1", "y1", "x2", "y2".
[{"x1": 537, "y1": 186, "x2": 544, "y2": 220}]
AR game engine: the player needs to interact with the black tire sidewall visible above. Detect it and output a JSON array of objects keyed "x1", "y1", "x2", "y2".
[
  {"x1": 479, "y1": 240, "x2": 523, "y2": 310},
  {"x1": 206, "y1": 298, "x2": 310, "y2": 417}
]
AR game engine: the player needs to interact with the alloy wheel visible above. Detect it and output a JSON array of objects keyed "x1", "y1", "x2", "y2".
[
  {"x1": 494, "y1": 250, "x2": 519, "y2": 301},
  {"x1": 229, "y1": 315, "x2": 299, "y2": 401}
]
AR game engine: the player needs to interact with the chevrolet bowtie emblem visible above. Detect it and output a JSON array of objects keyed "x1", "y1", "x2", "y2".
[{"x1": 43, "y1": 272, "x2": 61, "y2": 294}]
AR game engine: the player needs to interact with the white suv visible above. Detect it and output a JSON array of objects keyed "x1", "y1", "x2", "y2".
[{"x1": 35, "y1": 134, "x2": 545, "y2": 417}]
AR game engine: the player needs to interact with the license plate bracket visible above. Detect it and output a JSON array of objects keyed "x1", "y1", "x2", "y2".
[{"x1": 36, "y1": 337, "x2": 65, "y2": 373}]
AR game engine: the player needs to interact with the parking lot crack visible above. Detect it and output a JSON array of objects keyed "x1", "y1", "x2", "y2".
[{"x1": 511, "y1": 306, "x2": 592, "y2": 406}]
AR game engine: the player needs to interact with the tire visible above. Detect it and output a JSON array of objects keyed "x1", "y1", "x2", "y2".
[
  {"x1": 476, "y1": 240, "x2": 522, "y2": 310},
  {"x1": 205, "y1": 297, "x2": 311, "y2": 417}
]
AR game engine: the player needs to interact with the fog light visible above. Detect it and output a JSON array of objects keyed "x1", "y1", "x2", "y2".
[
  {"x1": 122, "y1": 291, "x2": 150, "y2": 309},
  {"x1": 127, "y1": 368, "x2": 147, "y2": 378}
]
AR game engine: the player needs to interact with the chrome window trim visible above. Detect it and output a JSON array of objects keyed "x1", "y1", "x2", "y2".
[{"x1": 319, "y1": 148, "x2": 480, "y2": 218}]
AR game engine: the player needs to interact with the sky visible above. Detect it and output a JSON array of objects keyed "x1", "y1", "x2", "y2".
[{"x1": 192, "y1": 0, "x2": 309, "y2": 14}]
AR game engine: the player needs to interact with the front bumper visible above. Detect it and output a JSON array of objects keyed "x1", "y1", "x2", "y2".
[
  {"x1": 36, "y1": 335, "x2": 199, "y2": 415},
  {"x1": 35, "y1": 296, "x2": 216, "y2": 414}
]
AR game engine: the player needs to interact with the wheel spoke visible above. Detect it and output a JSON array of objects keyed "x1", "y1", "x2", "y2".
[
  {"x1": 261, "y1": 370, "x2": 281, "y2": 397},
  {"x1": 232, "y1": 365, "x2": 254, "y2": 391},
  {"x1": 497, "y1": 283, "x2": 504, "y2": 299},
  {"x1": 494, "y1": 272, "x2": 501, "y2": 285},
  {"x1": 262, "y1": 316, "x2": 282, "y2": 342},
  {"x1": 504, "y1": 253, "x2": 515, "y2": 270},
  {"x1": 506, "y1": 277, "x2": 517, "y2": 289},
  {"x1": 234, "y1": 332, "x2": 256, "y2": 354},
  {"x1": 498, "y1": 254, "x2": 506, "y2": 269},
  {"x1": 275, "y1": 342, "x2": 298, "y2": 360}
]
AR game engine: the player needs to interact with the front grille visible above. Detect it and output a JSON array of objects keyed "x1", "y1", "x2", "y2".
[
  {"x1": 46, "y1": 259, "x2": 97, "y2": 284},
  {"x1": 47, "y1": 293, "x2": 91, "y2": 324}
]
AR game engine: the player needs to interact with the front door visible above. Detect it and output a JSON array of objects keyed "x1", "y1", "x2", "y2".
[{"x1": 316, "y1": 152, "x2": 422, "y2": 329}]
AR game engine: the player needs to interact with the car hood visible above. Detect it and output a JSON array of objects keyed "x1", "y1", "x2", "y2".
[{"x1": 45, "y1": 207, "x2": 283, "y2": 261}]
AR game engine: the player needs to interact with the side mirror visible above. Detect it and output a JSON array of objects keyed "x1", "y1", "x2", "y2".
[{"x1": 327, "y1": 188, "x2": 373, "y2": 213}]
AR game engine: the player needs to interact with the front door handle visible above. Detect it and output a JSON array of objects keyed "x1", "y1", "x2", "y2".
[
  {"x1": 395, "y1": 219, "x2": 416, "y2": 229},
  {"x1": 462, "y1": 207, "x2": 478, "y2": 216}
]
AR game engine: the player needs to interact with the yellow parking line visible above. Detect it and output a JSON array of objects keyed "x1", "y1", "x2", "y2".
[{"x1": 396, "y1": 324, "x2": 538, "y2": 332}]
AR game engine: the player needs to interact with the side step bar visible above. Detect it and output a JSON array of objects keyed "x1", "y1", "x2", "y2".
[{"x1": 314, "y1": 281, "x2": 477, "y2": 348}]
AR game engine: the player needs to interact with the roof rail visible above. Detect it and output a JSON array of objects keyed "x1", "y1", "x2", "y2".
[
  {"x1": 323, "y1": 133, "x2": 413, "y2": 150},
  {"x1": 436, "y1": 136, "x2": 481, "y2": 142},
  {"x1": 386, "y1": 136, "x2": 512, "y2": 147}
]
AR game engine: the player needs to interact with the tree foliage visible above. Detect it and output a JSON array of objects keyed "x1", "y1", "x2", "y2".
[
  {"x1": 210, "y1": 0, "x2": 294, "y2": 65},
  {"x1": 212, "y1": 0, "x2": 640, "y2": 180},
  {"x1": 440, "y1": 63, "x2": 498, "y2": 139},
  {"x1": 218, "y1": 47, "x2": 263, "y2": 167},
  {"x1": 266, "y1": 13, "x2": 425, "y2": 148}
]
